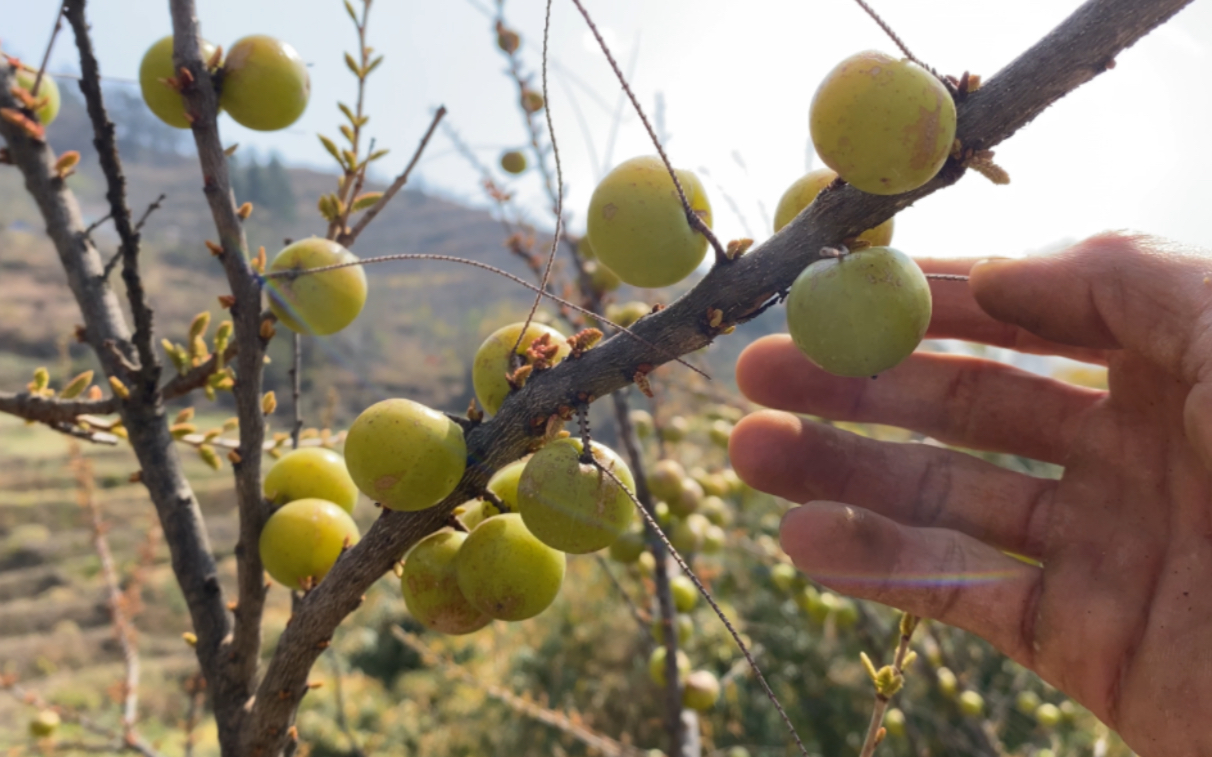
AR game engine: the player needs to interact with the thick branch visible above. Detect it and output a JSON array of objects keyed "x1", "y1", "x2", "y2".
[
  {"x1": 0, "y1": 55, "x2": 231, "y2": 743},
  {"x1": 240, "y1": 0, "x2": 1193, "y2": 752},
  {"x1": 64, "y1": 0, "x2": 159, "y2": 384},
  {"x1": 0, "y1": 391, "x2": 118, "y2": 424},
  {"x1": 170, "y1": 0, "x2": 270, "y2": 734}
]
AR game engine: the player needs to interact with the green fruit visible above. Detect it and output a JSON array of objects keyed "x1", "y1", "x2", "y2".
[
  {"x1": 1015, "y1": 690, "x2": 1041, "y2": 715},
  {"x1": 670, "y1": 575, "x2": 698, "y2": 613},
  {"x1": 220, "y1": 35, "x2": 310, "y2": 131},
  {"x1": 770, "y1": 563, "x2": 798, "y2": 593},
  {"x1": 259, "y1": 498, "x2": 360, "y2": 590},
  {"x1": 670, "y1": 513, "x2": 710, "y2": 555},
  {"x1": 454, "y1": 498, "x2": 500, "y2": 531},
  {"x1": 651, "y1": 613, "x2": 694, "y2": 646},
  {"x1": 708, "y1": 419, "x2": 732, "y2": 447},
  {"x1": 401, "y1": 529, "x2": 491, "y2": 635},
  {"x1": 669, "y1": 478, "x2": 703, "y2": 518},
  {"x1": 577, "y1": 235, "x2": 596, "y2": 261},
  {"x1": 720, "y1": 468, "x2": 743, "y2": 496},
  {"x1": 647, "y1": 459, "x2": 686, "y2": 503},
  {"x1": 344, "y1": 398, "x2": 467, "y2": 511},
  {"x1": 587, "y1": 156, "x2": 713, "y2": 288},
  {"x1": 636, "y1": 550, "x2": 656, "y2": 577},
  {"x1": 263, "y1": 447, "x2": 358, "y2": 513},
  {"x1": 609, "y1": 530, "x2": 647, "y2": 563},
  {"x1": 139, "y1": 35, "x2": 218, "y2": 128},
  {"x1": 15, "y1": 67, "x2": 61, "y2": 125},
  {"x1": 487, "y1": 458, "x2": 528, "y2": 510},
  {"x1": 773, "y1": 167, "x2": 894, "y2": 245},
  {"x1": 585, "y1": 261, "x2": 622, "y2": 293},
  {"x1": 500, "y1": 150, "x2": 527, "y2": 174},
  {"x1": 648, "y1": 646, "x2": 690, "y2": 687},
  {"x1": 810, "y1": 51, "x2": 956, "y2": 195},
  {"x1": 884, "y1": 708, "x2": 906, "y2": 736},
  {"x1": 660, "y1": 416, "x2": 689, "y2": 442},
  {"x1": 796, "y1": 585, "x2": 824, "y2": 619},
  {"x1": 604, "y1": 301, "x2": 650, "y2": 328},
  {"x1": 833, "y1": 596, "x2": 859, "y2": 628},
  {"x1": 682, "y1": 670, "x2": 721, "y2": 711},
  {"x1": 936, "y1": 667, "x2": 958, "y2": 698},
  {"x1": 28, "y1": 710, "x2": 60, "y2": 738},
  {"x1": 266, "y1": 238, "x2": 367, "y2": 336},
  {"x1": 786, "y1": 246, "x2": 931, "y2": 377},
  {"x1": 472, "y1": 322, "x2": 571, "y2": 415},
  {"x1": 701, "y1": 524, "x2": 725, "y2": 554},
  {"x1": 455, "y1": 513, "x2": 565, "y2": 621},
  {"x1": 654, "y1": 501, "x2": 672, "y2": 526},
  {"x1": 1058, "y1": 700, "x2": 1077, "y2": 721},
  {"x1": 1035, "y1": 703, "x2": 1062, "y2": 728},
  {"x1": 959, "y1": 690, "x2": 984, "y2": 717},
  {"x1": 727, "y1": 749, "x2": 751, "y2": 757},
  {"x1": 518, "y1": 438, "x2": 636, "y2": 554},
  {"x1": 698, "y1": 496, "x2": 729, "y2": 526},
  {"x1": 629, "y1": 409, "x2": 654, "y2": 438}
]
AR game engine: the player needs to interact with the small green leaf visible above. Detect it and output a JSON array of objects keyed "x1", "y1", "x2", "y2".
[
  {"x1": 366, "y1": 148, "x2": 389, "y2": 162},
  {"x1": 344, "y1": 52, "x2": 361, "y2": 77},
  {"x1": 339, "y1": 124, "x2": 355, "y2": 145},
  {"x1": 318, "y1": 134, "x2": 342, "y2": 163},
  {"x1": 366, "y1": 55, "x2": 384, "y2": 75},
  {"x1": 338, "y1": 102, "x2": 356, "y2": 125},
  {"x1": 344, "y1": 0, "x2": 357, "y2": 22}
]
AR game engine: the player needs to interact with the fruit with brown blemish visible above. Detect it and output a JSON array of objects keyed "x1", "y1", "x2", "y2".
[
  {"x1": 344, "y1": 398, "x2": 467, "y2": 511},
  {"x1": 400, "y1": 529, "x2": 491, "y2": 634},
  {"x1": 810, "y1": 51, "x2": 956, "y2": 195},
  {"x1": 455, "y1": 513, "x2": 566, "y2": 621},
  {"x1": 472, "y1": 322, "x2": 571, "y2": 415},
  {"x1": 773, "y1": 167, "x2": 894, "y2": 245}
]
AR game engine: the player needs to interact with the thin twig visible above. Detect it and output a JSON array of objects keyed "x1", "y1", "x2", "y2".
[
  {"x1": 133, "y1": 193, "x2": 166, "y2": 234},
  {"x1": 594, "y1": 553, "x2": 653, "y2": 640},
  {"x1": 849, "y1": 0, "x2": 926, "y2": 69},
  {"x1": 594, "y1": 461, "x2": 811, "y2": 757},
  {"x1": 569, "y1": 0, "x2": 726, "y2": 262},
  {"x1": 290, "y1": 332, "x2": 303, "y2": 450},
  {"x1": 262, "y1": 252, "x2": 708, "y2": 378},
  {"x1": 84, "y1": 211, "x2": 113, "y2": 237},
  {"x1": 858, "y1": 614, "x2": 921, "y2": 757},
  {"x1": 329, "y1": 649, "x2": 367, "y2": 757},
  {"x1": 341, "y1": 106, "x2": 446, "y2": 245},
  {"x1": 32, "y1": 0, "x2": 68, "y2": 96},
  {"x1": 512, "y1": 0, "x2": 565, "y2": 357}
]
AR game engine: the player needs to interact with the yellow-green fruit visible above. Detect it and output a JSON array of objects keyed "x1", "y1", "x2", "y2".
[
  {"x1": 344, "y1": 398, "x2": 467, "y2": 511},
  {"x1": 708, "y1": 419, "x2": 733, "y2": 447},
  {"x1": 654, "y1": 501, "x2": 672, "y2": 526},
  {"x1": 609, "y1": 530, "x2": 647, "y2": 563},
  {"x1": 682, "y1": 670, "x2": 721, "y2": 711},
  {"x1": 259, "y1": 498, "x2": 360, "y2": 590},
  {"x1": 727, "y1": 749, "x2": 751, "y2": 757},
  {"x1": 263, "y1": 447, "x2": 358, "y2": 513},
  {"x1": 15, "y1": 68, "x2": 61, "y2": 125},
  {"x1": 500, "y1": 150, "x2": 527, "y2": 174},
  {"x1": 1035, "y1": 703, "x2": 1062, "y2": 728},
  {"x1": 577, "y1": 235, "x2": 597, "y2": 261},
  {"x1": 833, "y1": 596, "x2": 859, "y2": 628},
  {"x1": 518, "y1": 438, "x2": 636, "y2": 554},
  {"x1": 267, "y1": 238, "x2": 367, "y2": 336},
  {"x1": 698, "y1": 495, "x2": 729, "y2": 526},
  {"x1": 810, "y1": 50, "x2": 956, "y2": 195},
  {"x1": 770, "y1": 563, "x2": 798, "y2": 593},
  {"x1": 796, "y1": 585, "x2": 825, "y2": 620},
  {"x1": 454, "y1": 498, "x2": 499, "y2": 531},
  {"x1": 660, "y1": 415, "x2": 689, "y2": 442},
  {"x1": 786, "y1": 246, "x2": 931, "y2": 377},
  {"x1": 648, "y1": 646, "x2": 691, "y2": 687},
  {"x1": 587, "y1": 156, "x2": 713, "y2": 288},
  {"x1": 400, "y1": 529, "x2": 491, "y2": 634},
  {"x1": 604, "y1": 301, "x2": 650, "y2": 328},
  {"x1": 487, "y1": 458, "x2": 528, "y2": 510},
  {"x1": 455, "y1": 513, "x2": 565, "y2": 621},
  {"x1": 585, "y1": 261, "x2": 622, "y2": 293},
  {"x1": 701, "y1": 524, "x2": 725, "y2": 554},
  {"x1": 629, "y1": 409, "x2": 654, "y2": 438},
  {"x1": 139, "y1": 35, "x2": 219, "y2": 128},
  {"x1": 652, "y1": 613, "x2": 694, "y2": 646},
  {"x1": 959, "y1": 690, "x2": 984, "y2": 717},
  {"x1": 773, "y1": 168, "x2": 894, "y2": 245},
  {"x1": 936, "y1": 666, "x2": 958, "y2": 698},
  {"x1": 884, "y1": 708, "x2": 906, "y2": 737},
  {"x1": 670, "y1": 513, "x2": 710, "y2": 555},
  {"x1": 670, "y1": 575, "x2": 697, "y2": 612},
  {"x1": 472, "y1": 322, "x2": 571, "y2": 415},
  {"x1": 1015, "y1": 690, "x2": 1041, "y2": 715},
  {"x1": 647, "y1": 459, "x2": 686, "y2": 503},
  {"x1": 28, "y1": 710, "x2": 60, "y2": 738},
  {"x1": 669, "y1": 478, "x2": 703, "y2": 518},
  {"x1": 720, "y1": 468, "x2": 743, "y2": 496},
  {"x1": 636, "y1": 550, "x2": 656, "y2": 577},
  {"x1": 220, "y1": 35, "x2": 310, "y2": 131}
]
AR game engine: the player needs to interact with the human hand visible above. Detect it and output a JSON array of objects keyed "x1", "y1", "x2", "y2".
[{"x1": 729, "y1": 233, "x2": 1212, "y2": 756}]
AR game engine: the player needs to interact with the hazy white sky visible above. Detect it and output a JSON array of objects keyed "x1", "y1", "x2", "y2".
[{"x1": 6, "y1": 0, "x2": 1212, "y2": 260}]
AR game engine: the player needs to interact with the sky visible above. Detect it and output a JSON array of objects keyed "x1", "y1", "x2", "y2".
[{"x1": 5, "y1": 0, "x2": 1212, "y2": 261}]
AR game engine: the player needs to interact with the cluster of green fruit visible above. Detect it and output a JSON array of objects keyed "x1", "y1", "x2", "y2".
[
  {"x1": 139, "y1": 33, "x2": 310, "y2": 132},
  {"x1": 768, "y1": 562, "x2": 860, "y2": 630},
  {"x1": 775, "y1": 50, "x2": 958, "y2": 378}
]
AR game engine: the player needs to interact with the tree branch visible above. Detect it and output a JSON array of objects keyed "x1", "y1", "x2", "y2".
[
  {"x1": 169, "y1": 1, "x2": 271, "y2": 735},
  {"x1": 0, "y1": 52, "x2": 233, "y2": 739},
  {"x1": 237, "y1": 0, "x2": 1191, "y2": 752},
  {"x1": 0, "y1": 391, "x2": 118, "y2": 424}
]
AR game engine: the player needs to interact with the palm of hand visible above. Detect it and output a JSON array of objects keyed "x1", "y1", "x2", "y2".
[{"x1": 730, "y1": 235, "x2": 1212, "y2": 756}]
